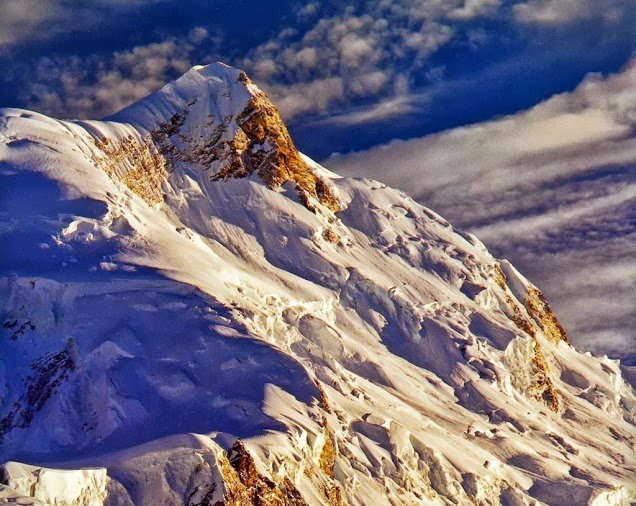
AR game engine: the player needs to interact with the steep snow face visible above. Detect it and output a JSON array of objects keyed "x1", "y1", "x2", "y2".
[
  {"x1": 1, "y1": 64, "x2": 635, "y2": 506},
  {"x1": 1, "y1": 462, "x2": 107, "y2": 505}
]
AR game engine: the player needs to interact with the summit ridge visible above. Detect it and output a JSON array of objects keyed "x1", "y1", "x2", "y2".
[{"x1": 100, "y1": 62, "x2": 340, "y2": 212}]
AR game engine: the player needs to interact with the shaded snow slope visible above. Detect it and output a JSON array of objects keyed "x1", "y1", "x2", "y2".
[{"x1": 0, "y1": 63, "x2": 635, "y2": 505}]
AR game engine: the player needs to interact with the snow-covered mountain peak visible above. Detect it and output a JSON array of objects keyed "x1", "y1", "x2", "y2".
[
  {"x1": 104, "y1": 62, "x2": 340, "y2": 213},
  {"x1": 108, "y1": 62, "x2": 253, "y2": 129},
  {"x1": 1, "y1": 65, "x2": 635, "y2": 505}
]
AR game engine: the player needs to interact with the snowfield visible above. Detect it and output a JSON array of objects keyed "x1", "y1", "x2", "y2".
[{"x1": 0, "y1": 63, "x2": 635, "y2": 505}]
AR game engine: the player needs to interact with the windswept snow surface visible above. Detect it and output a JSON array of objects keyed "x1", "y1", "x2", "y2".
[{"x1": 0, "y1": 63, "x2": 635, "y2": 505}]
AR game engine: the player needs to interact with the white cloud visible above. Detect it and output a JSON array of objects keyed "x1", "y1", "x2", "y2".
[
  {"x1": 263, "y1": 78, "x2": 346, "y2": 119},
  {"x1": 252, "y1": 59, "x2": 278, "y2": 81},
  {"x1": 513, "y1": 0, "x2": 625, "y2": 25},
  {"x1": 339, "y1": 34, "x2": 375, "y2": 69},
  {"x1": 8, "y1": 0, "x2": 635, "y2": 127},
  {"x1": 294, "y1": 47, "x2": 319, "y2": 70},
  {"x1": 471, "y1": 184, "x2": 636, "y2": 243},
  {"x1": 328, "y1": 58, "x2": 636, "y2": 359},
  {"x1": 0, "y1": 0, "x2": 166, "y2": 49},
  {"x1": 188, "y1": 26, "x2": 210, "y2": 44},
  {"x1": 312, "y1": 94, "x2": 425, "y2": 127},
  {"x1": 448, "y1": 0, "x2": 502, "y2": 21},
  {"x1": 0, "y1": 0, "x2": 49, "y2": 46},
  {"x1": 239, "y1": 1, "x2": 490, "y2": 120},
  {"x1": 349, "y1": 71, "x2": 392, "y2": 98},
  {"x1": 296, "y1": 2, "x2": 320, "y2": 19},
  {"x1": 21, "y1": 37, "x2": 208, "y2": 119},
  {"x1": 329, "y1": 58, "x2": 636, "y2": 195}
]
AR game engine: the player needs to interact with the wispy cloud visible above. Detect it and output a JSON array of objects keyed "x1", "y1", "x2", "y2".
[
  {"x1": 448, "y1": 0, "x2": 502, "y2": 21},
  {"x1": 239, "y1": 1, "x2": 493, "y2": 120},
  {"x1": 329, "y1": 58, "x2": 636, "y2": 202},
  {"x1": 0, "y1": 0, "x2": 166, "y2": 49},
  {"x1": 513, "y1": 0, "x2": 626, "y2": 25},
  {"x1": 311, "y1": 95, "x2": 426, "y2": 128},
  {"x1": 328, "y1": 58, "x2": 636, "y2": 361},
  {"x1": 19, "y1": 32, "x2": 216, "y2": 119},
  {"x1": 14, "y1": 0, "x2": 494, "y2": 120}
]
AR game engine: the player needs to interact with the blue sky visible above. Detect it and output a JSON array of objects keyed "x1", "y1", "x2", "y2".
[{"x1": 1, "y1": 0, "x2": 635, "y2": 361}]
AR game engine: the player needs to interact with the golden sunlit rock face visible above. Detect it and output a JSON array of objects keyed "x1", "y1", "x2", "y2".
[
  {"x1": 525, "y1": 287, "x2": 569, "y2": 345},
  {"x1": 492, "y1": 264, "x2": 569, "y2": 347},
  {"x1": 93, "y1": 134, "x2": 168, "y2": 205},
  {"x1": 205, "y1": 434, "x2": 343, "y2": 506},
  {"x1": 493, "y1": 264, "x2": 564, "y2": 413},
  {"x1": 220, "y1": 440, "x2": 309, "y2": 506},
  {"x1": 209, "y1": 72, "x2": 340, "y2": 213}
]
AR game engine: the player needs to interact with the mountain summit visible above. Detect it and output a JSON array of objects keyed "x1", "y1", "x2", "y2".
[
  {"x1": 0, "y1": 63, "x2": 635, "y2": 505},
  {"x1": 100, "y1": 62, "x2": 339, "y2": 212}
]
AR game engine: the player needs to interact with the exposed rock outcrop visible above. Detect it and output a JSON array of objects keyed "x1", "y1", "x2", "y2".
[
  {"x1": 209, "y1": 73, "x2": 340, "y2": 213},
  {"x1": 223, "y1": 440, "x2": 307, "y2": 505},
  {"x1": 493, "y1": 263, "x2": 562, "y2": 412},
  {"x1": 92, "y1": 134, "x2": 168, "y2": 205},
  {"x1": 0, "y1": 348, "x2": 76, "y2": 443},
  {"x1": 525, "y1": 287, "x2": 569, "y2": 345}
]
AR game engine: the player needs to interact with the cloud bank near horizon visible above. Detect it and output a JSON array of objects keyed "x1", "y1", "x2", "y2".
[{"x1": 328, "y1": 59, "x2": 636, "y2": 362}]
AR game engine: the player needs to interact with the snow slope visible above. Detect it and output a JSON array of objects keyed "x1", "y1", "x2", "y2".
[{"x1": 0, "y1": 63, "x2": 635, "y2": 505}]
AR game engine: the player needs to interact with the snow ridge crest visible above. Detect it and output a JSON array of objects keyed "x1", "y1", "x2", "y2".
[{"x1": 103, "y1": 62, "x2": 340, "y2": 212}]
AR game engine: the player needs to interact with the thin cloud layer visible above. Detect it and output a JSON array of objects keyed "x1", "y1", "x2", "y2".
[
  {"x1": 0, "y1": 0, "x2": 165, "y2": 49},
  {"x1": 20, "y1": 33, "x2": 214, "y2": 119},
  {"x1": 240, "y1": 1, "x2": 466, "y2": 120},
  {"x1": 241, "y1": 0, "x2": 635, "y2": 123},
  {"x1": 328, "y1": 58, "x2": 636, "y2": 361},
  {"x1": 513, "y1": 0, "x2": 625, "y2": 25},
  {"x1": 15, "y1": 0, "x2": 470, "y2": 120}
]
